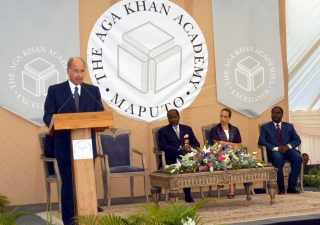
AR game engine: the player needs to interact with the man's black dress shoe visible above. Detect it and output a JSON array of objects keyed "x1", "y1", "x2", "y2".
[
  {"x1": 98, "y1": 206, "x2": 104, "y2": 212},
  {"x1": 185, "y1": 195, "x2": 194, "y2": 203},
  {"x1": 278, "y1": 186, "x2": 285, "y2": 195},
  {"x1": 287, "y1": 185, "x2": 300, "y2": 194}
]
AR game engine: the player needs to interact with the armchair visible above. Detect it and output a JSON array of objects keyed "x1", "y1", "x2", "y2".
[
  {"x1": 97, "y1": 128, "x2": 149, "y2": 207},
  {"x1": 152, "y1": 126, "x2": 204, "y2": 202},
  {"x1": 38, "y1": 132, "x2": 61, "y2": 212},
  {"x1": 258, "y1": 123, "x2": 304, "y2": 193}
]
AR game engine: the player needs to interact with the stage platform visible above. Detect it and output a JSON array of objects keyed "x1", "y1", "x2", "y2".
[{"x1": 16, "y1": 187, "x2": 320, "y2": 225}]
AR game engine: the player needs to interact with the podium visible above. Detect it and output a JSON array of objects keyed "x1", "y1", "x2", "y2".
[{"x1": 48, "y1": 111, "x2": 113, "y2": 217}]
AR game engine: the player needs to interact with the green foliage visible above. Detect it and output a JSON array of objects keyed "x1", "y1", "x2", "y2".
[
  {"x1": 128, "y1": 199, "x2": 212, "y2": 225},
  {"x1": 75, "y1": 199, "x2": 212, "y2": 225},
  {"x1": 0, "y1": 206, "x2": 34, "y2": 225},
  {"x1": 304, "y1": 166, "x2": 320, "y2": 187},
  {"x1": 74, "y1": 214, "x2": 130, "y2": 225},
  {"x1": 0, "y1": 195, "x2": 11, "y2": 210}
]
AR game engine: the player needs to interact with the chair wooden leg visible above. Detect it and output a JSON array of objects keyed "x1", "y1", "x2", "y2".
[
  {"x1": 56, "y1": 180, "x2": 62, "y2": 213},
  {"x1": 217, "y1": 185, "x2": 220, "y2": 198},
  {"x1": 300, "y1": 163, "x2": 304, "y2": 193},
  {"x1": 45, "y1": 181, "x2": 52, "y2": 212},
  {"x1": 102, "y1": 177, "x2": 107, "y2": 205},
  {"x1": 251, "y1": 184, "x2": 255, "y2": 195},
  {"x1": 130, "y1": 176, "x2": 134, "y2": 201},
  {"x1": 144, "y1": 174, "x2": 149, "y2": 202},
  {"x1": 106, "y1": 176, "x2": 111, "y2": 207}
]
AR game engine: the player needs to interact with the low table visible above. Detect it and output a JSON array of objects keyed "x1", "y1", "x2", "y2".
[{"x1": 150, "y1": 167, "x2": 277, "y2": 205}]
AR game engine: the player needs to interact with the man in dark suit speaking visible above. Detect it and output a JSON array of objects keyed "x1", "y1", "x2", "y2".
[
  {"x1": 158, "y1": 109, "x2": 200, "y2": 202},
  {"x1": 43, "y1": 57, "x2": 104, "y2": 225},
  {"x1": 258, "y1": 106, "x2": 302, "y2": 195}
]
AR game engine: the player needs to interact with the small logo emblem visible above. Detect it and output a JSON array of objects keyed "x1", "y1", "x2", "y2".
[
  {"x1": 235, "y1": 56, "x2": 264, "y2": 92},
  {"x1": 22, "y1": 57, "x2": 59, "y2": 97},
  {"x1": 73, "y1": 139, "x2": 93, "y2": 160}
]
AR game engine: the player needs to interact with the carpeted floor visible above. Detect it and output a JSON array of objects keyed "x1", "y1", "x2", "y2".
[{"x1": 29, "y1": 190, "x2": 320, "y2": 225}]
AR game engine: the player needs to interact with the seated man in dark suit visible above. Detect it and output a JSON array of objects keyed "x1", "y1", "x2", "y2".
[
  {"x1": 158, "y1": 109, "x2": 200, "y2": 202},
  {"x1": 258, "y1": 106, "x2": 302, "y2": 194}
]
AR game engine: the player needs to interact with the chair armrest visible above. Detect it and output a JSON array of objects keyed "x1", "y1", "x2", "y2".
[
  {"x1": 98, "y1": 154, "x2": 105, "y2": 159},
  {"x1": 40, "y1": 155, "x2": 61, "y2": 180},
  {"x1": 132, "y1": 148, "x2": 148, "y2": 170},
  {"x1": 132, "y1": 148, "x2": 144, "y2": 155},
  {"x1": 98, "y1": 154, "x2": 110, "y2": 174},
  {"x1": 40, "y1": 155, "x2": 56, "y2": 163},
  {"x1": 152, "y1": 150, "x2": 166, "y2": 168},
  {"x1": 152, "y1": 150, "x2": 162, "y2": 155}
]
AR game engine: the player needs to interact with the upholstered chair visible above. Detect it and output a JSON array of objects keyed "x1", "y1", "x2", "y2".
[{"x1": 97, "y1": 128, "x2": 149, "y2": 207}]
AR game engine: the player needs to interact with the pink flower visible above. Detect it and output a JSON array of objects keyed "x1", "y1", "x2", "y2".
[
  {"x1": 208, "y1": 162, "x2": 213, "y2": 167},
  {"x1": 200, "y1": 165, "x2": 208, "y2": 171},
  {"x1": 198, "y1": 153, "x2": 202, "y2": 157},
  {"x1": 218, "y1": 154, "x2": 225, "y2": 162}
]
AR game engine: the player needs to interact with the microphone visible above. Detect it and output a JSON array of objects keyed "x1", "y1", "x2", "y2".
[
  {"x1": 80, "y1": 83, "x2": 105, "y2": 111},
  {"x1": 58, "y1": 93, "x2": 74, "y2": 113}
]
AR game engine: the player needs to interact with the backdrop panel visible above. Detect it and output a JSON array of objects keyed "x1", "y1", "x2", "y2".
[
  {"x1": 0, "y1": 0, "x2": 80, "y2": 126},
  {"x1": 212, "y1": 0, "x2": 284, "y2": 118}
]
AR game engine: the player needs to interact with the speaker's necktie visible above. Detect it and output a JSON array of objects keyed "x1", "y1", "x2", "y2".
[
  {"x1": 74, "y1": 86, "x2": 80, "y2": 112},
  {"x1": 174, "y1": 126, "x2": 180, "y2": 139},
  {"x1": 276, "y1": 124, "x2": 284, "y2": 146}
]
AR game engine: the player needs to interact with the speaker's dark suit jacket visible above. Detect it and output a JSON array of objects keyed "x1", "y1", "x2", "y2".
[
  {"x1": 158, "y1": 124, "x2": 200, "y2": 165},
  {"x1": 43, "y1": 81, "x2": 104, "y2": 160},
  {"x1": 258, "y1": 121, "x2": 302, "y2": 186},
  {"x1": 43, "y1": 80, "x2": 104, "y2": 225}
]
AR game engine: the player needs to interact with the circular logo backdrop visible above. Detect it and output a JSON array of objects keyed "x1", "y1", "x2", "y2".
[{"x1": 88, "y1": 0, "x2": 208, "y2": 122}]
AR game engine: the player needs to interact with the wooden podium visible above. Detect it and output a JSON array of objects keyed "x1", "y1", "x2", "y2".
[{"x1": 48, "y1": 111, "x2": 113, "y2": 217}]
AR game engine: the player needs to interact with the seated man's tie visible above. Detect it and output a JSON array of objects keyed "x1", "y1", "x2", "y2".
[{"x1": 276, "y1": 124, "x2": 284, "y2": 146}]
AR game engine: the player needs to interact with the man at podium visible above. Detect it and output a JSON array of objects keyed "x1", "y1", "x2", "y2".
[{"x1": 43, "y1": 57, "x2": 104, "y2": 225}]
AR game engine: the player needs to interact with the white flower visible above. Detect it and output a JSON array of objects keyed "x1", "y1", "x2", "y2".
[
  {"x1": 181, "y1": 217, "x2": 195, "y2": 225},
  {"x1": 174, "y1": 159, "x2": 181, "y2": 169}
]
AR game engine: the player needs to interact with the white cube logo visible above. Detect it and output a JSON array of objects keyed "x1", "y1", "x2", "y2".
[
  {"x1": 235, "y1": 56, "x2": 264, "y2": 92},
  {"x1": 117, "y1": 22, "x2": 182, "y2": 94},
  {"x1": 22, "y1": 57, "x2": 59, "y2": 97}
]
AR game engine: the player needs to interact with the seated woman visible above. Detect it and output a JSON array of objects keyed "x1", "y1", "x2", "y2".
[{"x1": 210, "y1": 108, "x2": 242, "y2": 199}]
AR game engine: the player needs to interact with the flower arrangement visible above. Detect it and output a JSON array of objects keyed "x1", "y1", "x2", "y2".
[{"x1": 164, "y1": 143, "x2": 264, "y2": 174}]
